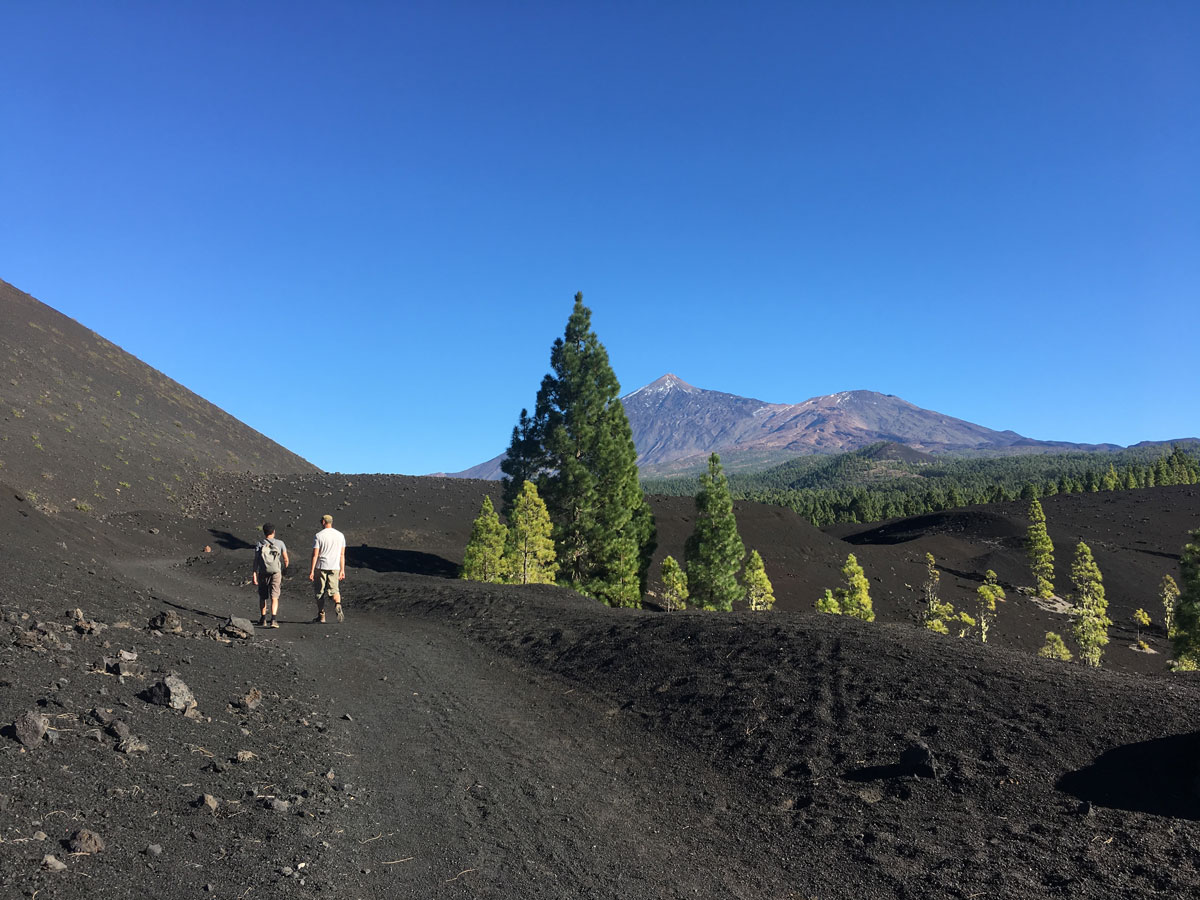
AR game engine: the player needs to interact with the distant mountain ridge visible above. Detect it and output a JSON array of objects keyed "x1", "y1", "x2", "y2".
[{"x1": 453, "y1": 373, "x2": 1191, "y2": 480}]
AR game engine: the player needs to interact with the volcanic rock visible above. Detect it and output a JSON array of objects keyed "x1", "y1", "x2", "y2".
[
  {"x1": 13, "y1": 710, "x2": 48, "y2": 748},
  {"x1": 148, "y1": 610, "x2": 183, "y2": 634},
  {"x1": 144, "y1": 674, "x2": 197, "y2": 712},
  {"x1": 222, "y1": 616, "x2": 255, "y2": 640},
  {"x1": 67, "y1": 829, "x2": 105, "y2": 853}
]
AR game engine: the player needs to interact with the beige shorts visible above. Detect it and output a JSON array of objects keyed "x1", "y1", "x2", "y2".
[
  {"x1": 257, "y1": 572, "x2": 282, "y2": 603},
  {"x1": 314, "y1": 569, "x2": 340, "y2": 600}
]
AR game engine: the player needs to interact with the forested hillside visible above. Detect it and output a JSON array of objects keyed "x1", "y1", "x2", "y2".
[{"x1": 644, "y1": 442, "x2": 1200, "y2": 526}]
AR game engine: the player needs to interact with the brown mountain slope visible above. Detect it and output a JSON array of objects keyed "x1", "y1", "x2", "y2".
[{"x1": 0, "y1": 278, "x2": 318, "y2": 514}]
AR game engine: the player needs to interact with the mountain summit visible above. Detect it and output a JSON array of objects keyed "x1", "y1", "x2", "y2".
[{"x1": 454, "y1": 375, "x2": 1124, "y2": 479}]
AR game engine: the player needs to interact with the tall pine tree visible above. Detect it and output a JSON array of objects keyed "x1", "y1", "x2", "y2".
[
  {"x1": 504, "y1": 480, "x2": 558, "y2": 585},
  {"x1": 838, "y1": 553, "x2": 875, "y2": 622},
  {"x1": 1027, "y1": 499, "x2": 1055, "y2": 599},
  {"x1": 500, "y1": 294, "x2": 655, "y2": 607},
  {"x1": 1070, "y1": 541, "x2": 1110, "y2": 667},
  {"x1": 461, "y1": 496, "x2": 508, "y2": 583},
  {"x1": 684, "y1": 453, "x2": 746, "y2": 611},
  {"x1": 1170, "y1": 531, "x2": 1200, "y2": 669}
]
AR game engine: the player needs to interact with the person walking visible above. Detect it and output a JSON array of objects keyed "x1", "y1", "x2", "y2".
[
  {"x1": 309, "y1": 514, "x2": 346, "y2": 623},
  {"x1": 252, "y1": 523, "x2": 289, "y2": 628}
]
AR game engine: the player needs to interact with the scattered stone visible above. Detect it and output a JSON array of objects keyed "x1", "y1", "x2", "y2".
[
  {"x1": 195, "y1": 794, "x2": 219, "y2": 813},
  {"x1": 239, "y1": 688, "x2": 263, "y2": 711},
  {"x1": 107, "y1": 720, "x2": 132, "y2": 741},
  {"x1": 83, "y1": 727, "x2": 105, "y2": 743},
  {"x1": 13, "y1": 710, "x2": 49, "y2": 748},
  {"x1": 118, "y1": 649, "x2": 138, "y2": 661},
  {"x1": 118, "y1": 736, "x2": 150, "y2": 754},
  {"x1": 262, "y1": 797, "x2": 290, "y2": 813},
  {"x1": 67, "y1": 829, "x2": 105, "y2": 854},
  {"x1": 342, "y1": 713, "x2": 353, "y2": 721},
  {"x1": 144, "y1": 674, "x2": 197, "y2": 712},
  {"x1": 222, "y1": 617, "x2": 255, "y2": 640},
  {"x1": 236, "y1": 750, "x2": 256, "y2": 764},
  {"x1": 148, "y1": 610, "x2": 183, "y2": 634},
  {"x1": 41, "y1": 854, "x2": 67, "y2": 872},
  {"x1": 91, "y1": 707, "x2": 118, "y2": 726},
  {"x1": 899, "y1": 742, "x2": 938, "y2": 779},
  {"x1": 149, "y1": 527, "x2": 160, "y2": 535},
  {"x1": 146, "y1": 843, "x2": 163, "y2": 857},
  {"x1": 33, "y1": 831, "x2": 47, "y2": 841},
  {"x1": 0, "y1": 794, "x2": 8, "y2": 812}
]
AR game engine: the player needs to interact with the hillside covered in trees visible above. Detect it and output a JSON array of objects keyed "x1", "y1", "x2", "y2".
[{"x1": 644, "y1": 442, "x2": 1200, "y2": 527}]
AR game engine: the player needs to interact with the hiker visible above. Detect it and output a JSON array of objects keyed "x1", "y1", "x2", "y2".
[
  {"x1": 309, "y1": 514, "x2": 346, "y2": 623},
  {"x1": 252, "y1": 523, "x2": 289, "y2": 628}
]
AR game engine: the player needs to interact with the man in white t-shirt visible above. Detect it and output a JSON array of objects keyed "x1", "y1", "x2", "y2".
[{"x1": 308, "y1": 514, "x2": 346, "y2": 624}]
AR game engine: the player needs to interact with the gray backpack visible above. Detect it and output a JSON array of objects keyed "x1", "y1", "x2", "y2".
[{"x1": 258, "y1": 539, "x2": 282, "y2": 575}]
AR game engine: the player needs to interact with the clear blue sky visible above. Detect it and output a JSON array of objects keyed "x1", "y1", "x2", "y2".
[{"x1": 2, "y1": 2, "x2": 1196, "y2": 475}]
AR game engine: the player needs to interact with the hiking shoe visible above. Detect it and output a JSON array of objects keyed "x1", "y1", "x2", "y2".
[
  {"x1": 312, "y1": 615, "x2": 325, "y2": 624},
  {"x1": 335, "y1": 603, "x2": 344, "y2": 623},
  {"x1": 258, "y1": 616, "x2": 267, "y2": 627},
  {"x1": 269, "y1": 620, "x2": 280, "y2": 629}
]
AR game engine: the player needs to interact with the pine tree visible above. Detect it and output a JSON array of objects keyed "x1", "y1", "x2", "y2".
[
  {"x1": 976, "y1": 569, "x2": 1005, "y2": 643},
  {"x1": 816, "y1": 588, "x2": 841, "y2": 615},
  {"x1": 659, "y1": 556, "x2": 689, "y2": 612},
  {"x1": 684, "y1": 453, "x2": 746, "y2": 611},
  {"x1": 743, "y1": 550, "x2": 776, "y2": 611},
  {"x1": 920, "y1": 553, "x2": 970, "y2": 635},
  {"x1": 1170, "y1": 530, "x2": 1200, "y2": 669},
  {"x1": 461, "y1": 496, "x2": 508, "y2": 583},
  {"x1": 1133, "y1": 608, "x2": 1150, "y2": 643},
  {"x1": 1038, "y1": 631, "x2": 1072, "y2": 661},
  {"x1": 501, "y1": 294, "x2": 655, "y2": 607},
  {"x1": 1027, "y1": 499, "x2": 1055, "y2": 599},
  {"x1": 1161, "y1": 574, "x2": 1181, "y2": 637},
  {"x1": 1070, "y1": 541, "x2": 1110, "y2": 667},
  {"x1": 838, "y1": 553, "x2": 874, "y2": 622},
  {"x1": 504, "y1": 480, "x2": 558, "y2": 585},
  {"x1": 500, "y1": 408, "x2": 545, "y2": 513}
]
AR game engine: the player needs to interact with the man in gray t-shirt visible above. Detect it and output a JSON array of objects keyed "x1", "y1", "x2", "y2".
[
  {"x1": 308, "y1": 514, "x2": 346, "y2": 623},
  {"x1": 253, "y1": 523, "x2": 289, "y2": 628}
]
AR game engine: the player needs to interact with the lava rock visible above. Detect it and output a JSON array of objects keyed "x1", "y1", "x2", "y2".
[
  {"x1": 13, "y1": 710, "x2": 49, "y2": 748},
  {"x1": 148, "y1": 610, "x2": 183, "y2": 634},
  {"x1": 67, "y1": 829, "x2": 105, "y2": 854},
  {"x1": 222, "y1": 616, "x2": 255, "y2": 639},
  {"x1": 42, "y1": 854, "x2": 67, "y2": 872},
  {"x1": 239, "y1": 688, "x2": 263, "y2": 711},
  {"x1": 144, "y1": 674, "x2": 197, "y2": 712},
  {"x1": 899, "y1": 741, "x2": 938, "y2": 779}
]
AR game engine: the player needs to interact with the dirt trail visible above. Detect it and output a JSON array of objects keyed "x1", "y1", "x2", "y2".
[{"x1": 109, "y1": 558, "x2": 818, "y2": 899}]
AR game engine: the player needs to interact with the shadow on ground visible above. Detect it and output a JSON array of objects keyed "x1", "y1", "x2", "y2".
[
  {"x1": 1057, "y1": 731, "x2": 1200, "y2": 820},
  {"x1": 346, "y1": 544, "x2": 458, "y2": 578},
  {"x1": 208, "y1": 529, "x2": 255, "y2": 550}
]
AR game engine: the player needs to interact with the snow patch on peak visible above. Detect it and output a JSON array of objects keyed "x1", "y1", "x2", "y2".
[{"x1": 624, "y1": 373, "x2": 699, "y2": 399}]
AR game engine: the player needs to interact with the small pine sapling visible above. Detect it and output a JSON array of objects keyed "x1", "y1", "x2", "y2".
[
  {"x1": 1070, "y1": 541, "x2": 1110, "y2": 668},
  {"x1": 1133, "y1": 608, "x2": 1150, "y2": 643},
  {"x1": 816, "y1": 588, "x2": 841, "y2": 615},
  {"x1": 1161, "y1": 574, "x2": 1181, "y2": 638},
  {"x1": 976, "y1": 570, "x2": 1005, "y2": 643},
  {"x1": 1038, "y1": 631, "x2": 1072, "y2": 662},
  {"x1": 1027, "y1": 499, "x2": 1055, "y2": 599},
  {"x1": 659, "y1": 555, "x2": 689, "y2": 612},
  {"x1": 743, "y1": 550, "x2": 776, "y2": 611},
  {"x1": 838, "y1": 553, "x2": 875, "y2": 622},
  {"x1": 460, "y1": 496, "x2": 509, "y2": 584}
]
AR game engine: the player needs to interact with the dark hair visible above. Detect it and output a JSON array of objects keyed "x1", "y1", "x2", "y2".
[{"x1": 262, "y1": 523, "x2": 275, "y2": 535}]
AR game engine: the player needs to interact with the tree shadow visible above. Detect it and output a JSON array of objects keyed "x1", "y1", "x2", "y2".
[
  {"x1": 1057, "y1": 731, "x2": 1200, "y2": 820},
  {"x1": 208, "y1": 529, "x2": 254, "y2": 550},
  {"x1": 346, "y1": 544, "x2": 458, "y2": 579}
]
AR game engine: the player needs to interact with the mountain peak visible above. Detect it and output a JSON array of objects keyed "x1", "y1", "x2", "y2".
[{"x1": 624, "y1": 373, "x2": 699, "y2": 399}]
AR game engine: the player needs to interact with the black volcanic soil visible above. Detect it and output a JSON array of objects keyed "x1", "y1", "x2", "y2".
[{"x1": 4, "y1": 471, "x2": 1200, "y2": 898}]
